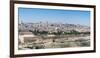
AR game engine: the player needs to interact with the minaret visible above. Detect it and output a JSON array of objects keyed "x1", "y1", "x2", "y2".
[
  {"x1": 19, "y1": 19, "x2": 21, "y2": 24},
  {"x1": 21, "y1": 20, "x2": 24, "y2": 25}
]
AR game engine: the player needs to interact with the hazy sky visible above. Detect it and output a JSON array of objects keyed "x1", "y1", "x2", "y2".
[{"x1": 18, "y1": 7, "x2": 90, "y2": 26}]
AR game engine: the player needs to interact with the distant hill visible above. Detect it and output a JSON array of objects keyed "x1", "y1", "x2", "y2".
[{"x1": 19, "y1": 22, "x2": 90, "y2": 33}]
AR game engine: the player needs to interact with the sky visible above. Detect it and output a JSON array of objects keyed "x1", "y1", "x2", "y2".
[{"x1": 18, "y1": 7, "x2": 90, "y2": 26}]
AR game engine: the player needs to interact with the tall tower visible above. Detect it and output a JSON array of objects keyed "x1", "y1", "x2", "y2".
[
  {"x1": 21, "y1": 20, "x2": 24, "y2": 24},
  {"x1": 19, "y1": 19, "x2": 22, "y2": 24}
]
